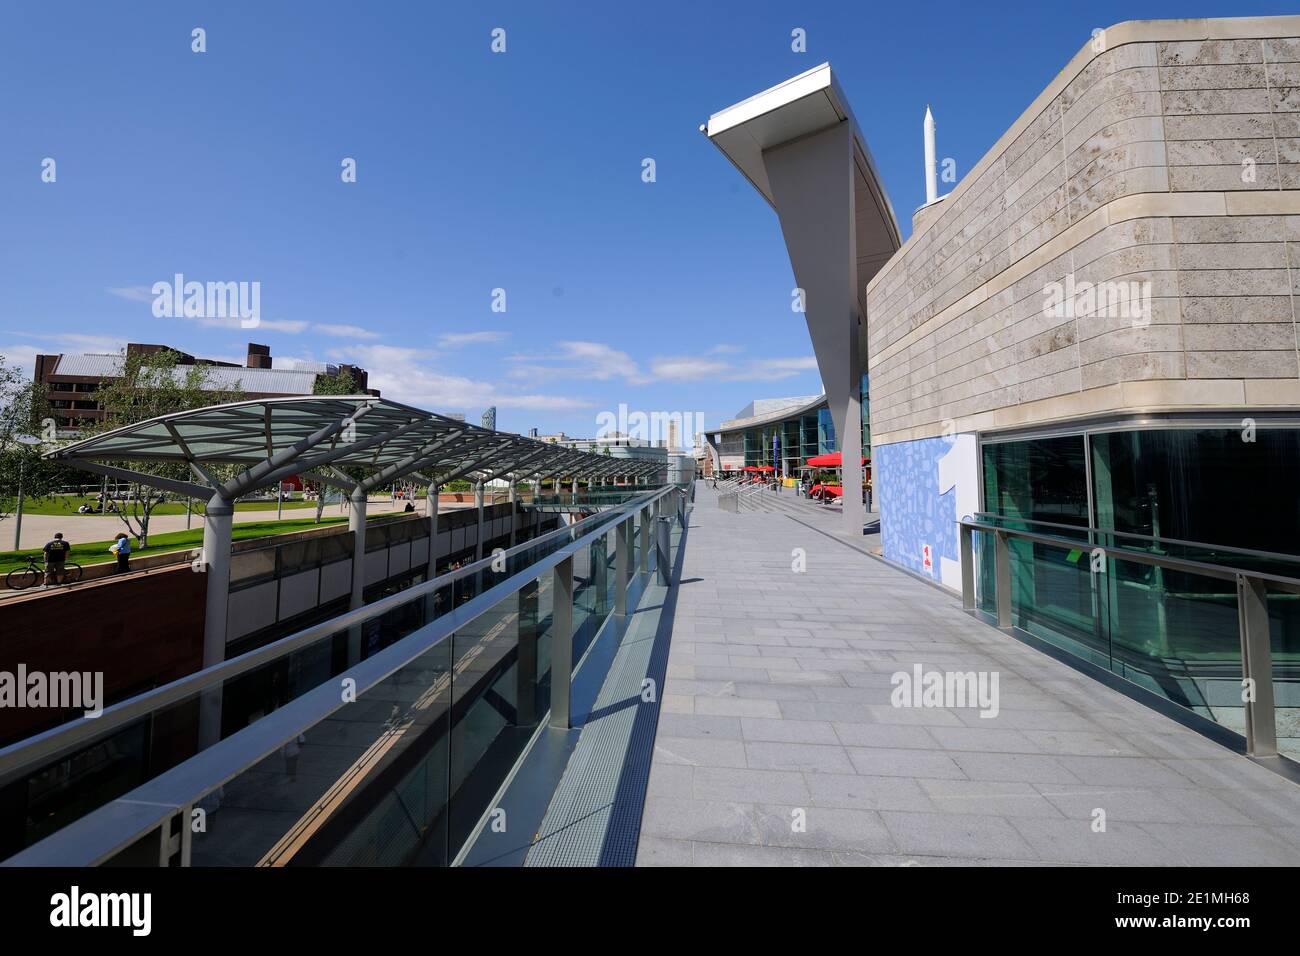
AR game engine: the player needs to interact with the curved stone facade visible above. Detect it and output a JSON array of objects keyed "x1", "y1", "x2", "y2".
[{"x1": 865, "y1": 16, "x2": 1300, "y2": 449}]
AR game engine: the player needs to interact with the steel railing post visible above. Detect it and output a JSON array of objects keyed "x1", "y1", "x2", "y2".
[
  {"x1": 994, "y1": 530, "x2": 1012, "y2": 630},
  {"x1": 1237, "y1": 573, "x2": 1278, "y2": 757},
  {"x1": 517, "y1": 576, "x2": 539, "y2": 727},
  {"x1": 549, "y1": 557, "x2": 575, "y2": 730},
  {"x1": 639, "y1": 505, "x2": 651, "y2": 574},
  {"x1": 615, "y1": 516, "x2": 631, "y2": 616},
  {"x1": 656, "y1": 515, "x2": 672, "y2": 586},
  {"x1": 959, "y1": 523, "x2": 976, "y2": 611}
]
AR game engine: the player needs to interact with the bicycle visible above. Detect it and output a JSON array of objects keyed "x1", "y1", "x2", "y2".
[{"x1": 4, "y1": 558, "x2": 83, "y2": 591}]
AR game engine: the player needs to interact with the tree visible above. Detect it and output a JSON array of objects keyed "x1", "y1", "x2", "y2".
[
  {"x1": 300, "y1": 476, "x2": 334, "y2": 523},
  {"x1": 0, "y1": 356, "x2": 69, "y2": 533},
  {"x1": 88, "y1": 349, "x2": 244, "y2": 547},
  {"x1": 312, "y1": 368, "x2": 357, "y2": 395}
]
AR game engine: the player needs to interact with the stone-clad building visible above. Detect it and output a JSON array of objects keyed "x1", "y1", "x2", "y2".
[
  {"x1": 709, "y1": 15, "x2": 1300, "y2": 582},
  {"x1": 706, "y1": 16, "x2": 1300, "y2": 720}
]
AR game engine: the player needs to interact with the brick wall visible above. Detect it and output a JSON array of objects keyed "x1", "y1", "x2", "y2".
[{"x1": 0, "y1": 565, "x2": 205, "y2": 744}]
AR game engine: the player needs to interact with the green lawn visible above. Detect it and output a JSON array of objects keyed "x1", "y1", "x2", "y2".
[
  {"x1": 14, "y1": 495, "x2": 328, "y2": 517},
  {"x1": 0, "y1": 516, "x2": 352, "y2": 572}
]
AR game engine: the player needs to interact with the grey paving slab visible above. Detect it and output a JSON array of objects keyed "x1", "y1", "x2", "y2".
[{"x1": 634, "y1": 484, "x2": 1300, "y2": 867}]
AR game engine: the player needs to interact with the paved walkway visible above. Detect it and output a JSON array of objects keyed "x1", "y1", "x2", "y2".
[{"x1": 636, "y1": 483, "x2": 1300, "y2": 866}]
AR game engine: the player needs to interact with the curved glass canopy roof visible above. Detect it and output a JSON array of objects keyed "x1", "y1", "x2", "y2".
[{"x1": 47, "y1": 395, "x2": 661, "y2": 500}]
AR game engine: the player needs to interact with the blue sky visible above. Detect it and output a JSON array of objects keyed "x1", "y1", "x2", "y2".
[{"x1": 0, "y1": 1, "x2": 1288, "y2": 439}]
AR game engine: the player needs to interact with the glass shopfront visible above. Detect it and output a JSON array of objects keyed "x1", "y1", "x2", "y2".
[{"x1": 977, "y1": 425, "x2": 1300, "y2": 753}]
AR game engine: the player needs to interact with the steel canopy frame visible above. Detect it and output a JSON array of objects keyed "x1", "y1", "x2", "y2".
[{"x1": 44, "y1": 395, "x2": 653, "y2": 672}]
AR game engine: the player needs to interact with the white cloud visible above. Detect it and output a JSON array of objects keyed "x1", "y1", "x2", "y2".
[
  {"x1": 3, "y1": 331, "x2": 128, "y2": 353},
  {"x1": 650, "y1": 352, "x2": 818, "y2": 382},
  {"x1": 328, "y1": 344, "x2": 594, "y2": 413},
  {"x1": 0, "y1": 344, "x2": 41, "y2": 375},
  {"x1": 1, "y1": 333, "x2": 130, "y2": 375},
  {"x1": 506, "y1": 338, "x2": 817, "y2": 387},
  {"x1": 750, "y1": 356, "x2": 818, "y2": 375},
  {"x1": 189, "y1": 316, "x2": 310, "y2": 333},
  {"x1": 649, "y1": 357, "x2": 732, "y2": 380},
  {"x1": 312, "y1": 323, "x2": 380, "y2": 339},
  {"x1": 106, "y1": 285, "x2": 155, "y2": 303},
  {"x1": 110, "y1": 285, "x2": 380, "y2": 340},
  {"x1": 507, "y1": 340, "x2": 651, "y2": 386},
  {"x1": 438, "y1": 330, "x2": 509, "y2": 348}
]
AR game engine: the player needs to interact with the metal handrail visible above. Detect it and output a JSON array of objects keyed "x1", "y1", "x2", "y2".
[
  {"x1": 957, "y1": 517, "x2": 1286, "y2": 759},
  {"x1": 0, "y1": 485, "x2": 669, "y2": 782},
  {"x1": 959, "y1": 518, "x2": 1300, "y2": 594},
  {"x1": 735, "y1": 482, "x2": 769, "y2": 511},
  {"x1": 972, "y1": 511, "x2": 1300, "y2": 567},
  {"x1": 2, "y1": 484, "x2": 689, "y2": 865}
]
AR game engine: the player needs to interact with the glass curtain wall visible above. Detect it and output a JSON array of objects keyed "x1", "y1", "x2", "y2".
[{"x1": 979, "y1": 425, "x2": 1300, "y2": 753}]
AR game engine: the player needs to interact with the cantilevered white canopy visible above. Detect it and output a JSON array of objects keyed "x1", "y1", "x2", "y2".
[
  {"x1": 705, "y1": 61, "x2": 902, "y2": 314},
  {"x1": 702, "y1": 62, "x2": 901, "y2": 535}
]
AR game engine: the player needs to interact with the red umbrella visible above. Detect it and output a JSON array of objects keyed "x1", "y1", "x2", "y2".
[
  {"x1": 756, "y1": 465, "x2": 774, "y2": 472},
  {"x1": 744, "y1": 465, "x2": 758, "y2": 472},
  {"x1": 804, "y1": 452, "x2": 866, "y2": 468}
]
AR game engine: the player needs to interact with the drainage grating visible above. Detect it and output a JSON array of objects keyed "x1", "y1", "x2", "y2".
[{"x1": 524, "y1": 524, "x2": 683, "y2": 866}]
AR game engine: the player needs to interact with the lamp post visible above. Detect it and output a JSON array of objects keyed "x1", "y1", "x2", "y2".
[{"x1": 10, "y1": 434, "x2": 42, "y2": 551}]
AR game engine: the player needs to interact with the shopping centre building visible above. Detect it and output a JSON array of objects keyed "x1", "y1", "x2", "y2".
[
  {"x1": 706, "y1": 16, "x2": 1300, "y2": 587},
  {"x1": 703, "y1": 16, "x2": 1300, "y2": 738},
  {"x1": 707, "y1": 390, "x2": 869, "y2": 480}
]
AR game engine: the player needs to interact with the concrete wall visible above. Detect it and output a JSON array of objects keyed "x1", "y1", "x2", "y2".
[
  {"x1": 225, "y1": 504, "x2": 543, "y2": 645},
  {"x1": 865, "y1": 16, "x2": 1300, "y2": 450}
]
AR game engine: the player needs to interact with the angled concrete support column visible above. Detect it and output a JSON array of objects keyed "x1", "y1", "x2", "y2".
[
  {"x1": 424, "y1": 481, "x2": 442, "y2": 625},
  {"x1": 200, "y1": 494, "x2": 235, "y2": 668},
  {"x1": 508, "y1": 479, "x2": 517, "y2": 548},
  {"x1": 474, "y1": 481, "x2": 485, "y2": 561},
  {"x1": 347, "y1": 486, "x2": 368, "y2": 666},
  {"x1": 198, "y1": 493, "x2": 234, "y2": 750},
  {"x1": 348, "y1": 486, "x2": 368, "y2": 611},
  {"x1": 426, "y1": 482, "x2": 440, "y2": 581},
  {"x1": 764, "y1": 120, "x2": 865, "y2": 537}
]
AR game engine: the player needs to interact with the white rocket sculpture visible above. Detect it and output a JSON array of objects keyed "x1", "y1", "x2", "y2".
[{"x1": 924, "y1": 105, "x2": 938, "y2": 205}]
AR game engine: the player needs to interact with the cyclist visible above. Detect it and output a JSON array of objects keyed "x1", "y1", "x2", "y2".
[{"x1": 43, "y1": 532, "x2": 71, "y2": 587}]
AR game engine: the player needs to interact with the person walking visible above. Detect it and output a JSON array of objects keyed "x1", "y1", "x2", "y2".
[
  {"x1": 42, "y1": 532, "x2": 71, "y2": 587},
  {"x1": 110, "y1": 533, "x2": 132, "y2": 573},
  {"x1": 281, "y1": 733, "x2": 305, "y2": 782}
]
